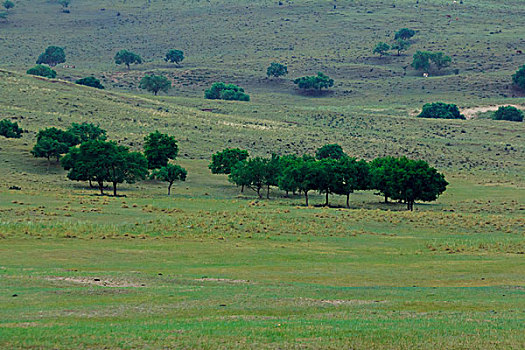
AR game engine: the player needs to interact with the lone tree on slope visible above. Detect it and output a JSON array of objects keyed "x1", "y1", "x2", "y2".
[
  {"x1": 114, "y1": 50, "x2": 142, "y2": 70},
  {"x1": 139, "y1": 74, "x2": 171, "y2": 95},
  {"x1": 36, "y1": 46, "x2": 66, "y2": 67}
]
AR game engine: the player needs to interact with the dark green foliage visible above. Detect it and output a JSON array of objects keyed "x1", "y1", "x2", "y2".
[
  {"x1": 204, "y1": 82, "x2": 250, "y2": 101},
  {"x1": 114, "y1": 50, "x2": 142, "y2": 69},
  {"x1": 139, "y1": 74, "x2": 171, "y2": 95},
  {"x1": 332, "y1": 157, "x2": 370, "y2": 207},
  {"x1": 230, "y1": 157, "x2": 268, "y2": 198},
  {"x1": 151, "y1": 164, "x2": 187, "y2": 195},
  {"x1": 61, "y1": 140, "x2": 148, "y2": 196},
  {"x1": 493, "y1": 106, "x2": 523, "y2": 122},
  {"x1": 165, "y1": 49, "x2": 184, "y2": 65},
  {"x1": 58, "y1": 0, "x2": 70, "y2": 8},
  {"x1": 209, "y1": 148, "x2": 249, "y2": 174},
  {"x1": 293, "y1": 72, "x2": 334, "y2": 91},
  {"x1": 32, "y1": 127, "x2": 79, "y2": 162},
  {"x1": 0, "y1": 11, "x2": 7, "y2": 20},
  {"x1": 266, "y1": 63, "x2": 288, "y2": 78},
  {"x1": 431, "y1": 52, "x2": 451, "y2": 71},
  {"x1": 27, "y1": 65, "x2": 57, "y2": 78},
  {"x1": 0, "y1": 119, "x2": 23, "y2": 138},
  {"x1": 36, "y1": 46, "x2": 66, "y2": 67},
  {"x1": 75, "y1": 77, "x2": 104, "y2": 89},
  {"x1": 144, "y1": 131, "x2": 178, "y2": 169},
  {"x1": 316, "y1": 144, "x2": 345, "y2": 160},
  {"x1": 417, "y1": 102, "x2": 465, "y2": 120},
  {"x1": 395, "y1": 28, "x2": 416, "y2": 40},
  {"x1": 412, "y1": 51, "x2": 452, "y2": 73},
  {"x1": 512, "y1": 65, "x2": 525, "y2": 90},
  {"x1": 373, "y1": 42, "x2": 390, "y2": 57},
  {"x1": 67, "y1": 122, "x2": 107, "y2": 143},
  {"x1": 3, "y1": 0, "x2": 14, "y2": 11},
  {"x1": 391, "y1": 39, "x2": 411, "y2": 56}
]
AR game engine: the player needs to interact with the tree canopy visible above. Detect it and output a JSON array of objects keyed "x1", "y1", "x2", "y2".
[
  {"x1": 204, "y1": 82, "x2": 250, "y2": 101},
  {"x1": 209, "y1": 148, "x2": 249, "y2": 175},
  {"x1": 165, "y1": 49, "x2": 184, "y2": 65},
  {"x1": 114, "y1": 50, "x2": 142, "y2": 69},
  {"x1": 151, "y1": 164, "x2": 187, "y2": 195},
  {"x1": 31, "y1": 127, "x2": 79, "y2": 163},
  {"x1": 316, "y1": 144, "x2": 345, "y2": 160},
  {"x1": 144, "y1": 131, "x2": 178, "y2": 169},
  {"x1": 391, "y1": 38, "x2": 411, "y2": 56},
  {"x1": 373, "y1": 42, "x2": 390, "y2": 57},
  {"x1": 395, "y1": 28, "x2": 416, "y2": 40},
  {"x1": 27, "y1": 65, "x2": 57, "y2": 78},
  {"x1": 293, "y1": 72, "x2": 334, "y2": 91},
  {"x1": 139, "y1": 74, "x2": 171, "y2": 95},
  {"x1": 0, "y1": 119, "x2": 23, "y2": 138},
  {"x1": 36, "y1": 46, "x2": 66, "y2": 67},
  {"x1": 76, "y1": 77, "x2": 104, "y2": 89},
  {"x1": 3, "y1": 0, "x2": 14, "y2": 11},
  {"x1": 417, "y1": 102, "x2": 465, "y2": 120},
  {"x1": 67, "y1": 122, "x2": 107, "y2": 143},
  {"x1": 512, "y1": 65, "x2": 525, "y2": 91},
  {"x1": 266, "y1": 63, "x2": 288, "y2": 78},
  {"x1": 412, "y1": 51, "x2": 452, "y2": 73},
  {"x1": 493, "y1": 106, "x2": 523, "y2": 122}
]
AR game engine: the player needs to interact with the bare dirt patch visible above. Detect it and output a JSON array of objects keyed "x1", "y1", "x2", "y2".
[
  {"x1": 45, "y1": 276, "x2": 145, "y2": 288},
  {"x1": 462, "y1": 104, "x2": 525, "y2": 120},
  {"x1": 196, "y1": 277, "x2": 250, "y2": 284}
]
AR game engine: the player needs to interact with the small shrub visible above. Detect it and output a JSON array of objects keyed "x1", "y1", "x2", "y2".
[
  {"x1": 417, "y1": 102, "x2": 465, "y2": 120},
  {"x1": 76, "y1": 77, "x2": 105, "y2": 89},
  {"x1": 512, "y1": 65, "x2": 525, "y2": 91},
  {"x1": 0, "y1": 119, "x2": 23, "y2": 138},
  {"x1": 204, "y1": 82, "x2": 250, "y2": 101},
  {"x1": 27, "y1": 65, "x2": 57, "y2": 78},
  {"x1": 493, "y1": 106, "x2": 523, "y2": 122}
]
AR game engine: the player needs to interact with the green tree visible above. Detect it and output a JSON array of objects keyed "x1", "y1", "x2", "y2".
[
  {"x1": 75, "y1": 76, "x2": 104, "y2": 89},
  {"x1": 262, "y1": 154, "x2": 281, "y2": 199},
  {"x1": 139, "y1": 74, "x2": 171, "y2": 95},
  {"x1": 0, "y1": 119, "x2": 23, "y2": 138},
  {"x1": 391, "y1": 38, "x2": 411, "y2": 56},
  {"x1": 278, "y1": 157, "x2": 320, "y2": 206},
  {"x1": 0, "y1": 11, "x2": 7, "y2": 21},
  {"x1": 512, "y1": 65, "x2": 525, "y2": 91},
  {"x1": 27, "y1": 65, "x2": 57, "y2": 78},
  {"x1": 228, "y1": 160, "x2": 252, "y2": 193},
  {"x1": 266, "y1": 62, "x2": 288, "y2": 78},
  {"x1": 209, "y1": 148, "x2": 249, "y2": 175},
  {"x1": 67, "y1": 122, "x2": 107, "y2": 143},
  {"x1": 114, "y1": 50, "x2": 142, "y2": 70},
  {"x1": 36, "y1": 46, "x2": 66, "y2": 67},
  {"x1": 204, "y1": 82, "x2": 250, "y2": 101},
  {"x1": 394, "y1": 28, "x2": 416, "y2": 40},
  {"x1": 493, "y1": 106, "x2": 523, "y2": 122},
  {"x1": 316, "y1": 144, "x2": 345, "y2": 160},
  {"x1": 143, "y1": 131, "x2": 178, "y2": 169},
  {"x1": 293, "y1": 72, "x2": 334, "y2": 92},
  {"x1": 417, "y1": 102, "x2": 465, "y2": 120},
  {"x1": 373, "y1": 42, "x2": 390, "y2": 57},
  {"x1": 31, "y1": 127, "x2": 79, "y2": 163},
  {"x1": 3, "y1": 0, "x2": 14, "y2": 11},
  {"x1": 430, "y1": 52, "x2": 451, "y2": 71},
  {"x1": 332, "y1": 157, "x2": 370, "y2": 208},
  {"x1": 151, "y1": 164, "x2": 187, "y2": 195},
  {"x1": 62, "y1": 140, "x2": 148, "y2": 196},
  {"x1": 58, "y1": 0, "x2": 70, "y2": 9},
  {"x1": 165, "y1": 49, "x2": 184, "y2": 65},
  {"x1": 370, "y1": 156, "x2": 401, "y2": 204},
  {"x1": 230, "y1": 157, "x2": 267, "y2": 198},
  {"x1": 411, "y1": 51, "x2": 432, "y2": 72}
]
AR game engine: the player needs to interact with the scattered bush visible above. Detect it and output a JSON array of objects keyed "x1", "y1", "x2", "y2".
[
  {"x1": 493, "y1": 106, "x2": 523, "y2": 122},
  {"x1": 417, "y1": 102, "x2": 465, "y2": 120},
  {"x1": 293, "y1": 72, "x2": 334, "y2": 92},
  {"x1": 204, "y1": 82, "x2": 250, "y2": 101},
  {"x1": 165, "y1": 49, "x2": 184, "y2": 65},
  {"x1": 139, "y1": 74, "x2": 171, "y2": 95},
  {"x1": 75, "y1": 77, "x2": 104, "y2": 89},
  {"x1": 114, "y1": 50, "x2": 142, "y2": 69},
  {"x1": 373, "y1": 42, "x2": 390, "y2": 57},
  {"x1": 0, "y1": 119, "x2": 23, "y2": 138},
  {"x1": 36, "y1": 46, "x2": 66, "y2": 67},
  {"x1": 395, "y1": 28, "x2": 416, "y2": 40},
  {"x1": 266, "y1": 62, "x2": 288, "y2": 78},
  {"x1": 27, "y1": 64, "x2": 57, "y2": 78},
  {"x1": 512, "y1": 65, "x2": 525, "y2": 91}
]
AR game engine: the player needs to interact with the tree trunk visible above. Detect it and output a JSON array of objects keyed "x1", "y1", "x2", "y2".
[
  {"x1": 168, "y1": 182, "x2": 173, "y2": 195},
  {"x1": 113, "y1": 182, "x2": 117, "y2": 196},
  {"x1": 257, "y1": 187, "x2": 262, "y2": 199},
  {"x1": 385, "y1": 195, "x2": 388, "y2": 204},
  {"x1": 241, "y1": 184, "x2": 244, "y2": 193},
  {"x1": 154, "y1": 91, "x2": 158, "y2": 96},
  {"x1": 126, "y1": 63, "x2": 130, "y2": 70},
  {"x1": 346, "y1": 193, "x2": 350, "y2": 208},
  {"x1": 266, "y1": 185, "x2": 270, "y2": 199},
  {"x1": 98, "y1": 181, "x2": 104, "y2": 195},
  {"x1": 325, "y1": 191, "x2": 329, "y2": 207},
  {"x1": 305, "y1": 191, "x2": 309, "y2": 206},
  {"x1": 89, "y1": 180, "x2": 94, "y2": 188}
]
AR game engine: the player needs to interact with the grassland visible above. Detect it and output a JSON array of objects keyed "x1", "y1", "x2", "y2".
[{"x1": 1, "y1": 0, "x2": 524, "y2": 349}]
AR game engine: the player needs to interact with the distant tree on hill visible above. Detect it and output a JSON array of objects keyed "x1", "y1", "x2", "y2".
[
  {"x1": 0, "y1": 119, "x2": 23, "y2": 138},
  {"x1": 32, "y1": 127, "x2": 79, "y2": 163},
  {"x1": 209, "y1": 148, "x2": 249, "y2": 175},
  {"x1": 67, "y1": 122, "x2": 107, "y2": 143},
  {"x1": 58, "y1": 0, "x2": 70, "y2": 12},
  {"x1": 411, "y1": 51, "x2": 432, "y2": 73},
  {"x1": 62, "y1": 140, "x2": 148, "y2": 196},
  {"x1": 373, "y1": 42, "x2": 390, "y2": 58},
  {"x1": 395, "y1": 28, "x2": 416, "y2": 40},
  {"x1": 316, "y1": 144, "x2": 345, "y2": 160},
  {"x1": 266, "y1": 62, "x2": 288, "y2": 78},
  {"x1": 431, "y1": 52, "x2": 451, "y2": 71},
  {"x1": 417, "y1": 102, "x2": 465, "y2": 120},
  {"x1": 0, "y1": 12, "x2": 7, "y2": 21},
  {"x1": 294, "y1": 72, "x2": 334, "y2": 92},
  {"x1": 144, "y1": 131, "x2": 178, "y2": 169},
  {"x1": 36, "y1": 46, "x2": 66, "y2": 67},
  {"x1": 204, "y1": 82, "x2": 250, "y2": 101},
  {"x1": 3, "y1": 0, "x2": 14, "y2": 11},
  {"x1": 493, "y1": 106, "x2": 523, "y2": 122},
  {"x1": 391, "y1": 38, "x2": 411, "y2": 56},
  {"x1": 114, "y1": 50, "x2": 142, "y2": 70},
  {"x1": 512, "y1": 65, "x2": 525, "y2": 91},
  {"x1": 26, "y1": 65, "x2": 57, "y2": 78},
  {"x1": 165, "y1": 49, "x2": 184, "y2": 65},
  {"x1": 151, "y1": 164, "x2": 187, "y2": 195},
  {"x1": 139, "y1": 74, "x2": 171, "y2": 95},
  {"x1": 75, "y1": 76, "x2": 104, "y2": 89}
]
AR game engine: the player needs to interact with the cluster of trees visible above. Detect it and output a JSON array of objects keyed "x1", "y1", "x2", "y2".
[
  {"x1": 493, "y1": 106, "x2": 523, "y2": 122},
  {"x1": 293, "y1": 72, "x2": 334, "y2": 92},
  {"x1": 513, "y1": 65, "x2": 525, "y2": 91},
  {"x1": 209, "y1": 145, "x2": 448, "y2": 211},
  {"x1": 0, "y1": 119, "x2": 23, "y2": 138},
  {"x1": 412, "y1": 51, "x2": 451, "y2": 74},
  {"x1": 205, "y1": 82, "x2": 250, "y2": 101},
  {"x1": 373, "y1": 28, "x2": 415, "y2": 58},
  {"x1": 114, "y1": 49, "x2": 185, "y2": 70},
  {"x1": 417, "y1": 102, "x2": 465, "y2": 120},
  {"x1": 266, "y1": 63, "x2": 288, "y2": 78}
]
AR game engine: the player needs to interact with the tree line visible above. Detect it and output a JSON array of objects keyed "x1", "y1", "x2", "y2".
[{"x1": 209, "y1": 145, "x2": 448, "y2": 211}]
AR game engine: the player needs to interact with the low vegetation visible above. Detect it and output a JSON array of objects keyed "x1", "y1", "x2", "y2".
[
  {"x1": 0, "y1": 118, "x2": 22, "y2": 138},
  {"x1": 493, "y1": 106, "x2": 523, "y2": 122},
  {"x1": 417, "y1": 102, "x2": 465, "y2": 120},
  {"x1": 204, "y1": 82, "x2": 250, "y2": 101},
  {"x1": 26, "y1": 64, "x2": 56, "y2": 78}
]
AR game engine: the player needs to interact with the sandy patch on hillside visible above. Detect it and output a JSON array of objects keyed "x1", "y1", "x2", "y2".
[
  {"x1": 196, "y1": 277, "x2": 250, "y2": 284},
  {"x1": 462, "y1": 104, "x2": 525, "y2": 120},
  {"x1": 45, "y1": 276, "x2": 144, "y2": 288}
]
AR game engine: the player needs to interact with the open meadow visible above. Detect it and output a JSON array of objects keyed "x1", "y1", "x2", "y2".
[{"x1": 1, "y1": 0, "x2": 524, "y2": 349}]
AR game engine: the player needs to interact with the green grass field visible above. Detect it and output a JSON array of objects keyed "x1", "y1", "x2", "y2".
[{"x1": 1, "y1": 0, "x2": 524, "y2": 348}]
